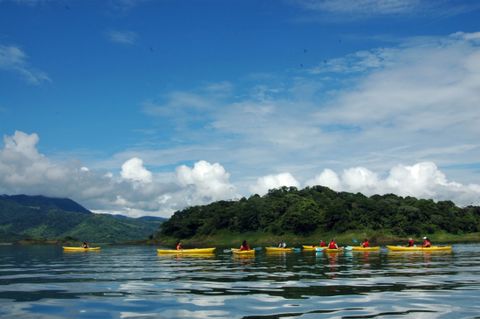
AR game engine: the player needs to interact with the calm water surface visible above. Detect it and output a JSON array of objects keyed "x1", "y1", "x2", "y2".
[{"x1": 0, "y1": 244, "x2": 479, "y2": 318}]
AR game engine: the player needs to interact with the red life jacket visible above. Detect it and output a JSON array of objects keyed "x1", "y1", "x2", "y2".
[
  {"x1": 362, "y1": 241, "x2": 370, "y2": 248},
  {"x1": 328, "y1": 241, "x2": 337, "y2": 249}
]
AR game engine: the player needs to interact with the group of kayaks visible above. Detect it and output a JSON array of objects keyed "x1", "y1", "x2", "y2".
[{"x1": 63, "y1": 244, "x2": 452, "y2": 254}]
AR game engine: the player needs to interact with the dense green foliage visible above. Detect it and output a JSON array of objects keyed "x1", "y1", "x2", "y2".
[
  {"x1": 159, "y1": 186, "x2": 480, "y2": 239},
  {"x1": 0, "y1": 195, "x2": 165, "y2": 243}
]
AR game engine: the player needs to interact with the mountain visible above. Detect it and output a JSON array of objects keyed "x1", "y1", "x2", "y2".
[
  {"x1": 0, "y1": 195, "x2": 165, "y2": 243},
  {"x1": 158, "y1": 186, "x2": 480, "y2": 240}
]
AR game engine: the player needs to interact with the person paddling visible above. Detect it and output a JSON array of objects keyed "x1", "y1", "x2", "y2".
[
  {"x1": 176, "y1": 241, "x2": 183, "y2": 250},
  {"x1": 319, "y1": 240, "x2": 326, "y2": 247},
  {"x1": 422, "y1": 237, "x2": 432, "y2": 248},
  {"x1": 361, "y1": 238, "x2": 370, "y2": 248},
  {"x1": 82, "y1": 242, "x2": 89, "y2": 248},
  {"x1": 240, "y1": 240, "x2": 250, "y2": 251},
  {"x1": 328, "y1": 239, "x2": 338, "y2": 249},
  {"x1": 407, "y1": 238, "x2": 415, "y2": 247}
]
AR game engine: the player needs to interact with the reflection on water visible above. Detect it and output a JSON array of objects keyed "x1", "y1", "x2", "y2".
[{"x1": 0, "y1": 244, "x2": 479, "y2": 318}]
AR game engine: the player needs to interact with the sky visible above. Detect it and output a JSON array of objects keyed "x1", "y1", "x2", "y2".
[{"x1": 1, "y1": 0, "x2": 480, "y2": 218}]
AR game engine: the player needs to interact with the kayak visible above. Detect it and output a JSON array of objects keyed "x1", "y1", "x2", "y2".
[
  {"x1": 351, "y1": 246, "x2": 381, "y2": 251},
  {"x1": 302, "y1": 245, "x2": 317, "y2": 250},
  {"x1": 231, "y1": 248, "x2": 255, "y2": 255},
  {"x1": 386, "y1": 245, "x2": 452, "y2": 252},
  {"x1": 157, "y1": 248, "x2": 216, "y2": 254},
  {"x1": 265, "y1": 247, "x2": 294, "y2": 252},
  {"x1": 63, "y1": 246, "x2": 101, "y2": 251},
  {"x1": 324, "y1": 248, "x2": 343, "y2": 253}
]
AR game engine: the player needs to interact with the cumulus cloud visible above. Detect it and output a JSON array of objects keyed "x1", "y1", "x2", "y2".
[
  {"x1": 176, "y1": 160, "x2": 237, "y2": 202},
  {"x1": 0, "y1": 44, "x2": 50, "y2": 85},
  {"x1": 0, "y1": 131, "x2": 236, "y2": 217},
  {"x1": 250, "y1": 172, "x2": 300, "y2": 195},
  {"x1": 121, "y1": 157, "x2": 152, "y2": 183},
  {"x1": 306, "y1": 169, "x2": 341, "y2": 191},
  {"x1": 306, "y1": 162, "x2": 480, "y2": 206},
  {"x1": 106, "y1": 30, "x2": 138, "y2": 45}
]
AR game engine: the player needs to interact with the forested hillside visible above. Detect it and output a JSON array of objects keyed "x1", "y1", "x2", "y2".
[
  {"x1": 159, "y1": 186, "x2": 480, "y2": 239},
  {"x1": 0, "y1": 195, "x2": 165, "y2": 243}
]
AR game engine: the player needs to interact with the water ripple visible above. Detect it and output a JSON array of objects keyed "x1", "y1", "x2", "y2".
[{"x1": 0, "y1": 244, "x2": 480, "y2": 318}]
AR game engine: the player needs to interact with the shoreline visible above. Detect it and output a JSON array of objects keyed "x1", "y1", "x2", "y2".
[{"x1": 3, "y1": 231, "x2": 479, "y2": 247}]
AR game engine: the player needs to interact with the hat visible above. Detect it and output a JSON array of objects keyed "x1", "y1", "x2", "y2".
[{"x1": 423, "y1": 236, "x2": 427, "y2": 239}]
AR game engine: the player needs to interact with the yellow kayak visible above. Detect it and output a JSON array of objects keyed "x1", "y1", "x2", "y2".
[
  {"x1": 265, "y1": 247, "x2": 293, "y2": 252},
  {"x1": 386, "y1": 245, "x2": 452, "y2": 252},
  {"x1": 157, "y1": 248, "x2": 216, "y2": 254},
  {"x1": 63, "y1": 246, "x2": 101, "y2": 251},
  {"x1": 352, "y1": 246, "x2": 381, "y2": 251},
  {"x1": 324, "y1": 248, "x2": 343, "y2": 253},
  {"x1": 302, "y1": 245, "x2": 317, "y2": 250},
  {"x1": 231, "y1": 248, "x2": 255, "y2": 255}
]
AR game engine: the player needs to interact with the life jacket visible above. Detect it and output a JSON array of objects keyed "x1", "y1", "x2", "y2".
[
  {"x1": 240, "y1": 244, "x2": 250, "y2": 251},
  {"x1": 423, "y1": 240, "x2": 431, "y2": 247},
  {"x1": 320, "y1": 241, "x2": 326, "y2": 247},
  {"x1": 328, "y1": 241, "x2": 337, "y2": 249},
  {"x1": 362, "y1": 241, "x2": 370, "y2": 248},
  {"x1": 408, "y1": 240, "x2": 414, "y2": 247}
]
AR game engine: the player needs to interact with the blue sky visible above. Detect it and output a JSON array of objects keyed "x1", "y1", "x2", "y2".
[{"x1": 1, "y1": 0, "x2": 480, "y2": 217}]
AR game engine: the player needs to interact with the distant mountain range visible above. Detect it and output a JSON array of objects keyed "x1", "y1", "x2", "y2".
[{"x1": 0, "y1": 194, "x2": 165, "y2": 243}]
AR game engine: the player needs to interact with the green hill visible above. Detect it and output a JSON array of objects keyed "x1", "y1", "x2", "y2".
[
  {"x1": 157, "y1": 186, "x2": 480, "y2": 244},
  {"x1": 0, "y1": 195, "x2": 165, "y2": 243}
]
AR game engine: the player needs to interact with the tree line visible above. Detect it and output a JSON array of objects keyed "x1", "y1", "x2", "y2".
[{"x1": 159, "y1": 186, "x2": 480, "y2": 239}]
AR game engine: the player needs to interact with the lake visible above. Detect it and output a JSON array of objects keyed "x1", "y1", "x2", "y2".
[{"x1": 0, "y1": 244, "x2": 479, "y2": 318}]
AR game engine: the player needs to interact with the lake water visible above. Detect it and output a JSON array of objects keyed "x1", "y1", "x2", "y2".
[{"x1": 0, "y1": 244, "x2": 479, "y2": 318}]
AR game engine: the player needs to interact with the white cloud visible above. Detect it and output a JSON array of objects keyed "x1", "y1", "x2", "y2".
[
  {"x1": 306, "y1": 162, "x2": 480, "y2": 206},
  {"x1": 290, "y1": 0, "x2": 479, "y2": 18},
  {"x1": 121, "y1": 157, "x2": 152, "y2": 183},
  {"x1": 176, "y1": 160, "x2": 236, "y2": 202},
  {"x1": 3, "y1": 31, "x2": 480, "y2": 216},
  {"x1": 0, "y1": 44, "x2": 50, "y2": 85},
  {"x1": 250, "y1": 172, "x2": 300, "y2": 195},
  {"x1": 294, "y1": 0, "x2": 421, "y2": 15},
  {"x1": 0, "y1": 131, "x2": 236, "y2": 217},
  {"x1": 309, "y1": 48, "x2": 397, "y2": 74},
  {"x1": 1, "y1": 131, "x2": 480, "y2": 218},
  {"x1": 306, "y1": 169, "x2": 341, "y2": 191},
  {"x1": 106, "y1": 30, "x2": 138, "y2": 45},
  {"x1": 342, "y1": 167, "x2": 379, "y2": 192}
]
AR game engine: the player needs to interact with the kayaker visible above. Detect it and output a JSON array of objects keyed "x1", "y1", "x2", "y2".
[
  {"x1": 82, "y1": 242, "x2": 89, "y2": 248},
  {"x1": 328, "y1": 239, "x2": 338, "y2": 249},
  {"x1": 422, "y1": 237, "x2": 431, "y2": 248},
  {"x1": 361, "y1": 238, "x2": 370, "y2": 248},
  {"x1": 319, "y1": 240, "x2": 326, "y2": 247},
  {"x1": 278, "y1": 241, "x2": 287, "y2": 248},
  {"x1": 407, "y1": 238, "x2": 415, "y2": 247},
  {"x1": 176, "y1": 241, "x2": 182, "y2": 250},
  {"x1": 240, "y1": 240, "x2": 250, "y2": 251}
]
